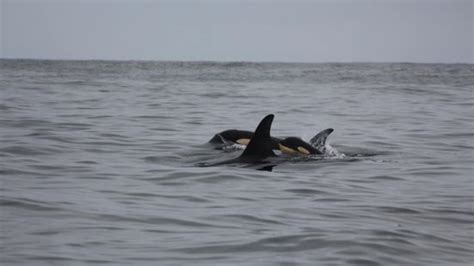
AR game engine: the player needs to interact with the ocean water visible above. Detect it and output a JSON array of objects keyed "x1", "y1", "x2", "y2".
[{"x1": 0, "y1": 59, "x2": 473, "y2": 266}]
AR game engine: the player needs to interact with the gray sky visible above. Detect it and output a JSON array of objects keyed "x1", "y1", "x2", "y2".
[{"x1": 1, "y1": 0, "x2": 473, "y2": 63}]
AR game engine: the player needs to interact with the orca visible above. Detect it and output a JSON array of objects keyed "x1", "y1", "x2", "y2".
[
  {"x1": 278, "y1": 137, "x2": 321, "y2": 155},
  {"x1": 278, "y1": 128, "x2": 334, "y2": 155},
  {"x1": 197, "y1": 114, "x2": 276, "y2": 167},
  {"x1": 239, "y1": 114, "x2": 276, "y2": 162}
]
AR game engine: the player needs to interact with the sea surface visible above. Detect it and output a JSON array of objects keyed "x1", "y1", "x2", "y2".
[{"x1": 0, "y1": 59, "x2": 473, "y2": 266}]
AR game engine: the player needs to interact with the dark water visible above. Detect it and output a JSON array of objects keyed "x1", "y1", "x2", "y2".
[{"x1": 1, "y1": 59, "x2": 473, "y2": 265}]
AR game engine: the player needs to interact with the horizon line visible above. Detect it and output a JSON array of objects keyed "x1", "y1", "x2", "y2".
[{"x1": 1, "y1": 57, "x2": 472, "y2": 65}]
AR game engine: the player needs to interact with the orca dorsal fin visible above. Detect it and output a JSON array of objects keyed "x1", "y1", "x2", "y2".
[
  {"x1": 240, "y1": 114, "x2": 276, "y2": 160},
  {"x1": 310, "y1": 128, "x2": 334, "y2": 152}
]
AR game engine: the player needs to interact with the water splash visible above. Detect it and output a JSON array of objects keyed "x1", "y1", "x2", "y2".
[
  {"x1": 221, "y1": 143, "x2": 246, "y2": 151},
  {"x1": 323, "y1": 143, "x2": 345, "y2": 159}
]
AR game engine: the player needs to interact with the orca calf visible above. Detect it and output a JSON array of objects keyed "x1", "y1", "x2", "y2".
[{"x1": 277, "y1": 128, "x2": 334, "y2": 155}]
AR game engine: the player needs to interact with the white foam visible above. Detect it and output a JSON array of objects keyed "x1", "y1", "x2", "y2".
[
  {"x1": 324, "y1": 143, "x2": 345, "y2": 159},
  {"x1": 222, "y1": 143, "x2": 246, "y2": 151}
]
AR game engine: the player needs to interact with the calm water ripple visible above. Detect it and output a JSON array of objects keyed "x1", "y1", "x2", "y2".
[{"x1": 1, "y1": 59, "x2": 473, "y2": 265}]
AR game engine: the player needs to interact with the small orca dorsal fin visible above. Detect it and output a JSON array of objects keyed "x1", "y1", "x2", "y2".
[
  {"x1": 310, "y1": 128, "x2": 334, "y2": 152},
  {"x1": 240, "y1": 114, "x2": 276, "y2": 160}
]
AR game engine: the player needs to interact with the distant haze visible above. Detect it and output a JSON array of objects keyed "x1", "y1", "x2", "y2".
[{"x1": 1, "y1": 0, "x2": 473, "y2": 63}]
